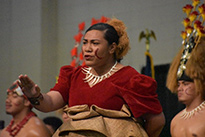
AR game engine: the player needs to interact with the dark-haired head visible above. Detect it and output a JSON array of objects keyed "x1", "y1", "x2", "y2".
[{"x1": 85, "y1": 23, "x2": 119, "y2": 46}]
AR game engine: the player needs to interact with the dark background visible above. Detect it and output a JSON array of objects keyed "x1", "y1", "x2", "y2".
[{"x1": 141, "y1": 64, "x2": 185, "y2": 137}]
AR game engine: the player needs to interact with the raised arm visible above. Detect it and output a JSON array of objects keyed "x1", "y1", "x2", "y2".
[{"x1": 19, "y1": 74, "x2": 66, "y2": 112}]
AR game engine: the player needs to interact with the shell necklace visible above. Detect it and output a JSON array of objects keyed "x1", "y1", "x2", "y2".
[
  {"x1": 82, "y1": 62, "x2": 118, "y2": 87},
  {"x1": 180, "y1": 101, "x2": 205, "y2": 119}
]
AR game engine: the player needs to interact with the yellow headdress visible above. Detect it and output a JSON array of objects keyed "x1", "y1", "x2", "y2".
[{"x1": 166, "y1": 0, "x2": 205, "y2": 99}]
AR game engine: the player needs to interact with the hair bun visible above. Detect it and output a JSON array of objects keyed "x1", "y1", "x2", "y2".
[{"x1": 107, "y1": 18, "x2": 130, "y2": 61}]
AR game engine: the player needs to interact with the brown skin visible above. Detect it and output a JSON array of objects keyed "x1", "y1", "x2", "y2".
[
  {"x1": 171, "y1": 80, "x2": 205, "y2": 137},
  {"x1": 0, "y1": 92, "x2": 51, "y2": 137},
  {"x1": 18, "y1": 30, "x2": 165, "y2": 137},
  {"x1": 82, "y1": 30, "x2": 118, "y2": 76}
]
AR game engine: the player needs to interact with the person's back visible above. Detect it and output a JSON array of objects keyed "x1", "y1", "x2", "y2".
[{"x1": 0, "y1": 80, "x2": 51, "y2": 137}]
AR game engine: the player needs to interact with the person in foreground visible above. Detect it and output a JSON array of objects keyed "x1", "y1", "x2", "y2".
[
  {"x1": 0, "y1": 80, "x2": 51, "y2": 137},
  {"x1": 18, "y1": 18, "x2": 165, "y2": 137},
  {"x1": 166, "y1": 1, "x2": 205, "y2": 136}
]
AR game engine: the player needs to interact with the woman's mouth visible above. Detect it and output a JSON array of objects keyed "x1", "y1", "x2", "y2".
[{"x1": 84, "y1": 55, "x2": 93, "y2": 60}]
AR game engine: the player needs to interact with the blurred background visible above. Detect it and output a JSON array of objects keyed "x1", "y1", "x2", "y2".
[{"x1": 0, "y1": 0, "x2": 188, "y2": 136}]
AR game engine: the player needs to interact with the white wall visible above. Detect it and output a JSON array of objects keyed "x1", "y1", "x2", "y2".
[
  {"x1": 0, "y1": 0, "x2": 58, "y2": 126},
  {"x1": 57, "y1": 0, "x2": 186, "y2": 71},
  {"x1": 0, "y1": 0, "x2": 187, "y2": 126}
]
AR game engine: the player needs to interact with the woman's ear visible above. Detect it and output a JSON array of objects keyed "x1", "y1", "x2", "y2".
[{"x1": 109, "y1": 43, "x2": 117, "y2": 54}]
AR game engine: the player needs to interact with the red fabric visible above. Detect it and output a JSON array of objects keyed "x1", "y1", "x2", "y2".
[{"x1": 50, "y1": 65, "x2": 162, "y2": 118}]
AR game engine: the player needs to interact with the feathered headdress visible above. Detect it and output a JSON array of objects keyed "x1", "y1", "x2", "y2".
[{"x1": 166, "y1": 0, "x2": 205, "y2": 99}]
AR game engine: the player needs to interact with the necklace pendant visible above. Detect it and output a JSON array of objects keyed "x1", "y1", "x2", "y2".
[
  {"x1": 82, "y1": 62, "x2": 118, "y2": 87},
  {"x1": 180, "y1": 101, "x2": 205, "y2": 119}
]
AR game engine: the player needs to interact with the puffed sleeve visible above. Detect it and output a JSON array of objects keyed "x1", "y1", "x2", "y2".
[
  {"x1": 117, "y1": 71, "x2": 162, "y2": 118},
  {"x1": 50, "y1": 65, "x2": 75, "y2": 103}
]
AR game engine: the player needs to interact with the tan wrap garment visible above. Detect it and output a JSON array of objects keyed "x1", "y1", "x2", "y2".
[{"x1": 53, "y1": 104, "x2": 148, "y2": 137}]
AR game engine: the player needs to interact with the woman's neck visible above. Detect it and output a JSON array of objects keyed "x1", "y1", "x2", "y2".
[{"x1": 91, "y1": 61, "x2": 117, "y2": 76}]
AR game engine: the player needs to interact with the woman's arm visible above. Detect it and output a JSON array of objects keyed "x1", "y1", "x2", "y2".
[
  {"x1": 19, "y1": 74, "x2": 66, "y2": 112},
  {"x1": 142, "y1": 112, "x2": 165, "y2": 137},
  {"x1": 33, "y1": 91, "x2": 65, "y2": 112}
]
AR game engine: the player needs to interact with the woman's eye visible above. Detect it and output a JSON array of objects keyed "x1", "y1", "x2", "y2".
[{"x1": 93, "y1": 42, "x2": 99, "y2": 45}]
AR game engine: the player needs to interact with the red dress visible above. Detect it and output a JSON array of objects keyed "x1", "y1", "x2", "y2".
[{"x1": 51, "y1": 65, "x2": 162, "y2": 118}]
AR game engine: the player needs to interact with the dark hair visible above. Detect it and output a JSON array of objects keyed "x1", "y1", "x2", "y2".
[
  {"x1": 85, "y1": 23, "x2": 119, "y2": 45},
  {"x1": 43, "y1": 116, "x2": 62, "y2": 131}
]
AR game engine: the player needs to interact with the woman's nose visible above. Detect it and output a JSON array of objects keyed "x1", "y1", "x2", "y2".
[{"x1": 84, "y1": 44, "x2": 92, "y2": 52}]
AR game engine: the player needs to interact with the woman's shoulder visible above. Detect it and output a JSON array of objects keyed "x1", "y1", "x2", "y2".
[
  {"x1": 112, "y1": 66, "x2": 157, "y2": 91},
  {"x1": 114, "y1": 66, "x2": 145, "y2": 80},
  {"x1": 60, "y1": 65, "x2": 82, "y2": 72},
  {"x1": 59, "y1": 65, "x2": 83, "y2": 76}
]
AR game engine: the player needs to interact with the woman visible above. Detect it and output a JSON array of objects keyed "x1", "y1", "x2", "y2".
[{"x1": 19, "y1": 18, "x2": 165, "y2": 137}]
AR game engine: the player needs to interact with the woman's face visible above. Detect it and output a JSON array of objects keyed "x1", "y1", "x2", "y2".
[{"x1": 82, "y1": 30, "x2": 113, "y2": 67}]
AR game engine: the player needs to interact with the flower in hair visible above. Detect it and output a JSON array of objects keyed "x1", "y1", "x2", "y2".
[
  {"x1": 199, "y1": 29, "x2": 205, "y2": 37},
  {"x1": 100, "y1": 16, "x2": 109, "y2": 23},
  {"x1": 194, "y1": 20, "x2": 202, "y2": 29},
  {"x1": 201, "y1": 10, "x2": 205, "y2": 21},
  {"x1": 196, "y1": 25, "x2": 205, "y2": 37},
  {"x1": 183, "y1": 4, "x2": 193, "y2": 16},
  {"x1": 181, "y1": 31, "x2": 187, "y2": 40},
  {"x1": 78, "y1": 22, "x2": 85, "y2": 31},
  {"x1": 192, "y1": 0, "x2": 200, "y2": 8},
  {"x1": 186, "y1": 26, "x2": 194, "y2": 34},
  {"x1": 189, "y1": 11, "x2": 199, "y2": 22},
  {"x1": 91, "y1": 18, "x2": 99, "y2": 26},
  {"x1": 74, "y1": 32, "x2": 83, "y2": 43},
  {"x1": 182, "y1": 18, "x2": 191, "y2": 27},
  {"x1": 198, "y1": 4, "x2": 205, "y2": 13}
]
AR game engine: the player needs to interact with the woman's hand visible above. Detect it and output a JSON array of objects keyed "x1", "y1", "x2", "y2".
[{"x1": 18, "y1": 74, "x2": 41, "y2": 98}]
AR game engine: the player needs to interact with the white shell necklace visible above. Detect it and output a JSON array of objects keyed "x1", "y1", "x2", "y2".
[
  {"x1": 82, "y1": 62, "x2": 118, "y2": 87},
  {"x1": 180, "y1": 101, "x2": 205, "y2": 119}
]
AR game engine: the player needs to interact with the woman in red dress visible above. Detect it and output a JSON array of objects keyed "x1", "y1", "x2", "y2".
[{"x1": 19, "y1": 18, "x2": 165, "y2": 137}]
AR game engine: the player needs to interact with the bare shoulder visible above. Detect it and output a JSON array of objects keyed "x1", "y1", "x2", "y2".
[
  {"x1": 27, "y1": 116, "x2": 45, "y2": 126},
  {"x1": 193, "y1": 108, "x2": 205, "y2": 123},
  {"x1": 25, "y1": 116, "x2": 51, "y2": 137},
  {"x1": 171, "y1": 110, "x2": 183, "y2": 126},
  {"x1": 0, "y1": 127, "x2": 10, "y2": 137}
]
